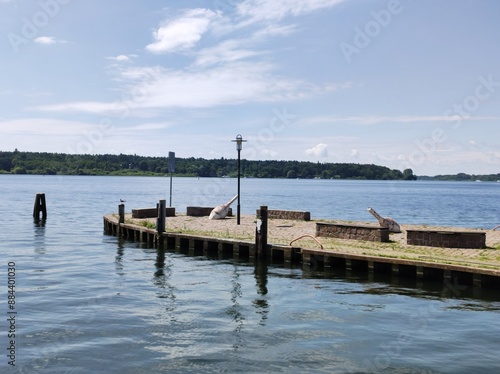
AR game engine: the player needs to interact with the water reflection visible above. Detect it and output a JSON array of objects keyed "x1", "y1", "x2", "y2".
[
  {"x1": 152, "y1": 248, "x2": 177, "y2": 316},
  {"x1": 114, "y1": 239, "x2": 125, "y2": 276},
  {"x1": 33, "y1": 218, "x2": 46, "y2": 255},
  {"x1": 111, "y1": 238, "x2": 500, "y2": 373},
  {"x1": 155, "y1": 248, "x2": 166, "y2": 278},
  {"x1": 227, "y1": 266, "x2": 244, "y2": 350},
  {"x1": 253, "y1": 259, "x2": 269, "y2": 325},
  {"x1": 307, "y1": 267, "x2": 500, "y2": 302}
]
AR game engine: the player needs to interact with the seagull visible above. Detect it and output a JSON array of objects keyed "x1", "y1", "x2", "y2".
[{"x1": 120, "y1": 199, "x2": 126, "y2": 203}]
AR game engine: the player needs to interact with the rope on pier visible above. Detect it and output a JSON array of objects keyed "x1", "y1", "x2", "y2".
[
  {"x1": 493, "y1": 225, "x2": 500, "y2": 231},
  {"x1": 289, "y1": 235, "x2": 324, "y2": 249}
]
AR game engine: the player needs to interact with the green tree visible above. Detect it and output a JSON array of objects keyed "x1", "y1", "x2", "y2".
[
  {"x1": 139, "y1": 160, "x2": 149, "y2": 171},
  {"x1": 403, "y1": 168, "x2": 417, "y2": 180}
]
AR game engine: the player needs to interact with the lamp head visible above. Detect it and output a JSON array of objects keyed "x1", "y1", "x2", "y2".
[{"x1": 232, "y1": 134, "x2": 246, "y2": 151}]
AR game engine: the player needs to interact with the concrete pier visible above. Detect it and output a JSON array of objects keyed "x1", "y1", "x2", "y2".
[{"x1": 103, "y1": 214, "x2": 500, "y2": 290}]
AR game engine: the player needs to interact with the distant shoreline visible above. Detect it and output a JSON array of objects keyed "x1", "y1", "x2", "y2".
[
  {"x1": 1, "y1": 150, "x2": 416, "y2": 180},
  {"x1": 1, "y1": 150, "x2": 498, "y2": 180},
  {"x1": 2, "y1": 172, "x2": 500, "y2": 183}
]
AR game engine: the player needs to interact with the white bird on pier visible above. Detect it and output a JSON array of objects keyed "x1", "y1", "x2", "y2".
[{"x1": 209, "y1": 195, "x2": 238, "y2": 220}]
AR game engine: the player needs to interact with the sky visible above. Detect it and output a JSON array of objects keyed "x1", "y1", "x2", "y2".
[{"x1": 1, "y1": 0, "x2": 499, "y2": 176}]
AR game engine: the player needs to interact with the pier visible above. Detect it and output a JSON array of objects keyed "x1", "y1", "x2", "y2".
[{"x1": 103, "y1": 207, "x2": 500, "y2": 290}]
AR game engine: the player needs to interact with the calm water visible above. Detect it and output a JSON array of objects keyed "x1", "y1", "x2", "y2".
[{"x1": 1, "y1": 175, "x2": 499, "y2": 374}]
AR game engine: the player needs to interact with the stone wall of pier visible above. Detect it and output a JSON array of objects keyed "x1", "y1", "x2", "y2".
[
  {"x1": 316, "y1": 223, "x2": 389, "y2": 242},
  {"x1": 406, "y1": 230, "x2": 486, "y2": 249}
]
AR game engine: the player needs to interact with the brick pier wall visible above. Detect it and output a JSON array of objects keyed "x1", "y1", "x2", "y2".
[
  {"x1": 132, "y1": 207, "x2": 176, "y2": 218},
  {"x1": 406, "y1": 230, "x2": 486, "y2": 249},
  {"x1": 316, "y1": 223, "x2": 389, "y2": 242},
  {"x1": 256, "y1": 209, "x2": 311, "y2": 221}
]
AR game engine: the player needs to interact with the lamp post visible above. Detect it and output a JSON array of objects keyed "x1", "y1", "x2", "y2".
[{"x1": 232, "y1": 134, "x2": 246, "y2": 225}]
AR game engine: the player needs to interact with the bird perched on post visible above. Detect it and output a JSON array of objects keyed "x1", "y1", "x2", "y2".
[{"x1": 209, "y1": 195, "x2": 238, "y2": 220}]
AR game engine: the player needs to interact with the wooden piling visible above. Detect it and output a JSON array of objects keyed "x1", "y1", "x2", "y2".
[
  {"x1": 255, "y1": 206, "x2": 268, "y2": 259},
  {"x1": 102, "y1": 214, "x2": 500, "y2": 290},
  {"x1": 118, "y1": 204, "x2": 125, "y2": 224},
  {"x1": 118, "y1": 204, "x2": 125, "y2": 235},
  {"x1": 33, "y1": 193, "x2": 47, "y2": 220},
  {"x1": 157, "y1": 200, "x2": 166, "y2": 234}
]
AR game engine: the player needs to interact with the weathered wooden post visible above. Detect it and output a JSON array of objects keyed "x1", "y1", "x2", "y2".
[
  {"x1": 118, "y1": 204, "x2": 125, "y2": 224},
  {"x1": 255, "y1": 206, "x2": 268, "y2": 259},
  {"x1": 118, "y1": 203, "x2": 125, "y2": 236},
  {"x1": 157, "y1": 199, "x2": 166, "y2": 234},
  {"x1": 33, "y1": 193, "x2": 47, "y2": 220}
]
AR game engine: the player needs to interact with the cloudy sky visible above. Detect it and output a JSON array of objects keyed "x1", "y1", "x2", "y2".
[{"x1": 1, "y1": 0, "x2": 499, "y2": 176}]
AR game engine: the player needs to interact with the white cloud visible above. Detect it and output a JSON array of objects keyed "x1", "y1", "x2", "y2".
[
  {"x1": 33, "y1": 101, "x2": 121, "y2": 115},
  {"x1": 34, "y1": 36, "x2": 67, "y2": 45},
  {"x1": 30, "y1": 2, "x2": 350, "y2": 116},
  {"x1": 252, "y1": 23, "x2": 298, "y2": 38},
  {"x1": 194, "y1": 22, "x2": 298, "y2": 67},
  {"x1": 195, "y1": 39, "x2": 266, "y2": 67},
  {"x1": 34, "y1": 36, "x2": 56, "y2": 45},
  {"x1": 107, "y1": 55, "x2": 133, "y2": 62},
  {"x1": 0, "y1": 118, "x2": 99, "y2": 135},
  {"x1": 236, "y1": 0, "x2": 345, "y2": 25},
  {"x1": 305, "y1": 143, "x2": 329, "y2": 158},
  {"x1": 144, "y1": 0, "x2": 326, "y2": 57},
  {"x1": 0, "y1": 118, "x2": 175, "y2": 155},
  {"x1": 127, "y1": 123, "x2": 172, "y2": 131},
  {"x1": 146, "y1": 8, "x2": 218, "y2": 54},
  {"x1": 303, "y1": 115, "x2": 500, "y2": 126},
  {"x1": 33, "y1": 62, "x2": 336, "y2": 114}
]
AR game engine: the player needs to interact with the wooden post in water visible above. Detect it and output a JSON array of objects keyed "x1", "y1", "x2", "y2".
[
  {"x1": 118, "y1": 204, "x2": 125, "y2": 224},
  {"x1": 33, "y1": 193, "x2": 47, "y2": 220},
  {"x1": 255, "y1": 206, "x2": 268, "y2": 259},
  {"x1": 157, "y1": 199, "x2": 166, "y2": 234},
  {"x1": 118, "y1": 203, "x2": 125, "y2": 236}
]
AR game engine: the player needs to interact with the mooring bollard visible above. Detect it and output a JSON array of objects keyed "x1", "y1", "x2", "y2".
[
  {"x1": 118, "y1": 204, "x2": 125, "y2": 224},
  {"x1": 118, "y1": 203, "x2": 125, "y2": 236},
  {"x1": 157, "y1": 199, "x2": 166, "y2": 234},
  {"x1": 33, "y1": 193, "x2": 47, "y2": 220},
  {"x1": 255, "y1": 205, "x2": 268, "y2": 259}
]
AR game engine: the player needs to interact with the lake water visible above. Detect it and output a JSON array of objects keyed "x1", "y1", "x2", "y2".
[{"x1": 1, "y1": 175, "x2": 499, "y2": 373}]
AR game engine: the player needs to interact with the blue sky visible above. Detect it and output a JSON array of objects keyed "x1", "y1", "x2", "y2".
[{"x1": 1, "y1": 0, "x2": 499, "y2": 176}]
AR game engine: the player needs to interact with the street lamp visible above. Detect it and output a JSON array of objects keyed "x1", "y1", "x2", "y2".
[{"x1": 232, "y1": 134, "x2": 246, "y2": 225}]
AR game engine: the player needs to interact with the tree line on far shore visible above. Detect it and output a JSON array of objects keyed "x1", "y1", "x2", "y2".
[
  {"x1": 4, "y1": 150, "x2": 498, "y2": 181},
  {"x1": 417, "y1": 173, "x2": 500, "y2": 182},
  {"x1": 0, "y1": 150, "x2": 420, "y2": 180}
]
